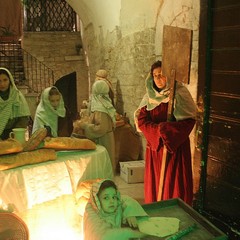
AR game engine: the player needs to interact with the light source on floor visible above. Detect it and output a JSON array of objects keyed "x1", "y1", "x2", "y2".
[
  {"x1": 31, "y1": 220, "x2": 83, "y2": 240},
  {"x1": 18, "y1": 195, "x2": 83, "y2": 240}
]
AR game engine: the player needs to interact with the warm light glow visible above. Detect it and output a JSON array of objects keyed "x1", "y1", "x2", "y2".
[
  {"x1": 17, "y1": 195, "x2": 84, "y2": 240},
  {"x1": 0, "y1": 198, "x2": 8, "y2": 210},
  {"x1": 30, "y1": 221, "x2": 83, "y2": 240}
]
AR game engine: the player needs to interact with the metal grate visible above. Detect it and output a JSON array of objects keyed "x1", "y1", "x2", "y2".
[
  {"x1": 24, "y1": 0, "x2": 77, "y2": 32},
  {"x1": 0, "y1": 41, "x2": 25, "y2": 83},
  {"x1": 0, "y1": 42, "x2": 54, "y2": 93}
]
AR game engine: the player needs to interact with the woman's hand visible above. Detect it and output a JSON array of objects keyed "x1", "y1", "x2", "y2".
[
  {"x1": 73, "y1": 120, "x2": 87, "y2": 131},
  {"x1": 126, "y1": 216, "x2": 138, "y2": 229}
]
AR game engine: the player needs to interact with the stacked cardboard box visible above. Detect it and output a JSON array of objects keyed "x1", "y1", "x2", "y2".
[{"x1": 120, "y1": 160, "x2": 145, "y2": 183}]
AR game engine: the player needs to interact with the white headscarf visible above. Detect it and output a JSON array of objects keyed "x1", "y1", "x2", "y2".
[
  {"x1": 137, "y1": 73, "x2": 170, "y2": 111},
  {"x1": 90, "y1": 80, "x2": 116, "y2": 126},
  {"x1": 95, "y1": 69, "x2": 115, "y2": 105},
  {"x1": 32, "y1": 86, "x2": 66, "y2": 137},
  {"x1": 134, "y1": 73, "x2": 196, "y2": 131},
  {"x1": 0, "y1": 68, "x2": 30, "y2": 136}
]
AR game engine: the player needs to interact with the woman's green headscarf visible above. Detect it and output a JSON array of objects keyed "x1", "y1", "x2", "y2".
[
  {"x1": 32, "y1": 86, "x2": 66, "y2": 137},
  {"x1": 0, "y1": 67, "x2": 30, "y2": 136}
]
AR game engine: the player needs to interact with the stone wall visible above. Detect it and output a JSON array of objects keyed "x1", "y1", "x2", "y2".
[
  {"x1": 81, "y1": 1, "x2": 199, "y2": 125},
  {"x1": 79, "y1": 1, "x2": 200, "y2": 181},
  {"x1": 22, "y1": 31, "x2": 89, "y2": 113}
]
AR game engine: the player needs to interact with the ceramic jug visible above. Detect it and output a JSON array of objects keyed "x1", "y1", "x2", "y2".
[{"x1": 9, "y1": 128, "x2": 26, "y2": 144}]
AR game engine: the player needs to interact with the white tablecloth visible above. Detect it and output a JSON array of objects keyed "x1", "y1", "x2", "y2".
[{"x1": 0, "y1": 145, "x2": 113, "y2": 211}]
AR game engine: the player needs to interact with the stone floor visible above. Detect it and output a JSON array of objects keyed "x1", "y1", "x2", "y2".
[{"x1": 114, "y1": 174, "x2": 145, "y2": 204}]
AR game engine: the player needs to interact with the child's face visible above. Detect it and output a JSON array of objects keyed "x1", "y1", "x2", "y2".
[
  {"x1": 49, "y1": 94, "x2": 61, "y2": 109},
  {"x1": 98, "y1": 187, "x2": 118, "y2": 213}
]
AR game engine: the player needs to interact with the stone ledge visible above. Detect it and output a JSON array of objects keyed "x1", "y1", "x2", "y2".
[{"x1": 64, "y1": 55, "x2": 84, "y2": 61}]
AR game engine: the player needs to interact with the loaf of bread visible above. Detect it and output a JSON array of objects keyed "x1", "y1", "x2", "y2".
[
  {"x1": 23, "y1": 128, "x2": 47, "y2": 152},
  {"x1": 43, "y1": 137, "x2": 96, "y2": 150},
  {"x1": 0, "y1": 139, "x2": 23, "y2": 155},
  {"x1": 72, "y1": 119, "x2": 87, "y2": 138},
  {"x1": 0, "y1": 149, "x2": 57, "y2": 171}
]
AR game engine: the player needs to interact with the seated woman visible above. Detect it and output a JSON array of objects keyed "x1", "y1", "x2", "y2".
[
  {"x1": 83, "y1": 179, "x2": 148, "y2": 240},
  {"x1": 32, "y1": 86, "x2": 66, "y2": 137},
  {"x1": 0, "y1": 68, "x2": 31, "y2": 140}
]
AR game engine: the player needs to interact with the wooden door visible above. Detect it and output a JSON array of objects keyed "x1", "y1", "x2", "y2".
[{"x1": 196, "y1": 0, "x2": 240, "y2": 239}]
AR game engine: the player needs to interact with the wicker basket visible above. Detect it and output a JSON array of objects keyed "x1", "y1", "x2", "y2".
[{"x1": 0, "y1": 212, "x2": 29, "y2": 240}]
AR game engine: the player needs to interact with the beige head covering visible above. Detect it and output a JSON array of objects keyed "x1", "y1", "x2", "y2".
[{"x1": 95, "y1": 69, "x2": 108, "y2": 80}]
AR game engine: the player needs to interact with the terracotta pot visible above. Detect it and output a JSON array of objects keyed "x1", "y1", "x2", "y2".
[{"x1": 0, "y1": 35, "x2": 19, "y2": 43}]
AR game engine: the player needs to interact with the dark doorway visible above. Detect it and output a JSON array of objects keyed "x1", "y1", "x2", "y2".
[{"x1": 54, "y1": 71, "x2": 78, "y2": 137}]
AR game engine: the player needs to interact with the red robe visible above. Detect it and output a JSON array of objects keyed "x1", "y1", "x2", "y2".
[{"x1": 138, "y1": 102, "x2": 195, "y2": 205}]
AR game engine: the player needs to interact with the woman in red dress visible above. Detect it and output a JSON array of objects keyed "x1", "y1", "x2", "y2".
[{"x1": 135, "y1": 61, "x2": 196, "y2": 205}]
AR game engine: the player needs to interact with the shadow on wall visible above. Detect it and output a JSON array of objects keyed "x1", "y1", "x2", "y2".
[
  {"x1": 115, "y1": 80, "x2": 124, "y2": 114},
  {"x1": 114, "y1": 123, "x2": 143, "y2": 173}
]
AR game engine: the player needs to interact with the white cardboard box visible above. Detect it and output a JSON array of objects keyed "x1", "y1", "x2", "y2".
[{"x1": 120, "y1": 160, "x2": 145, "y2": 183}]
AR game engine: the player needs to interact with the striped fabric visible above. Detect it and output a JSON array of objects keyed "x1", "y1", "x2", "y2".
[{"x1": 0, "y1": 68, "x2": 30, "y2": 136}]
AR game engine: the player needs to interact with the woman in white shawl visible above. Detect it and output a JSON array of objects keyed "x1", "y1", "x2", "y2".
[
  {"x1": 78, "y1": 80, "x2": 116, "y2": 173},
  {"x1": 83, "y1": 179, "x2": 148, "y2": 240},
  {"x1": 0, "y1": 68, "x2": 30, "y2": 140},
  {"x1": 134, "y1": 60, "x2": 196, "y2": 205},
  {"x1": 32, "y1": 86, "x2": 66, "y2": 137}
]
